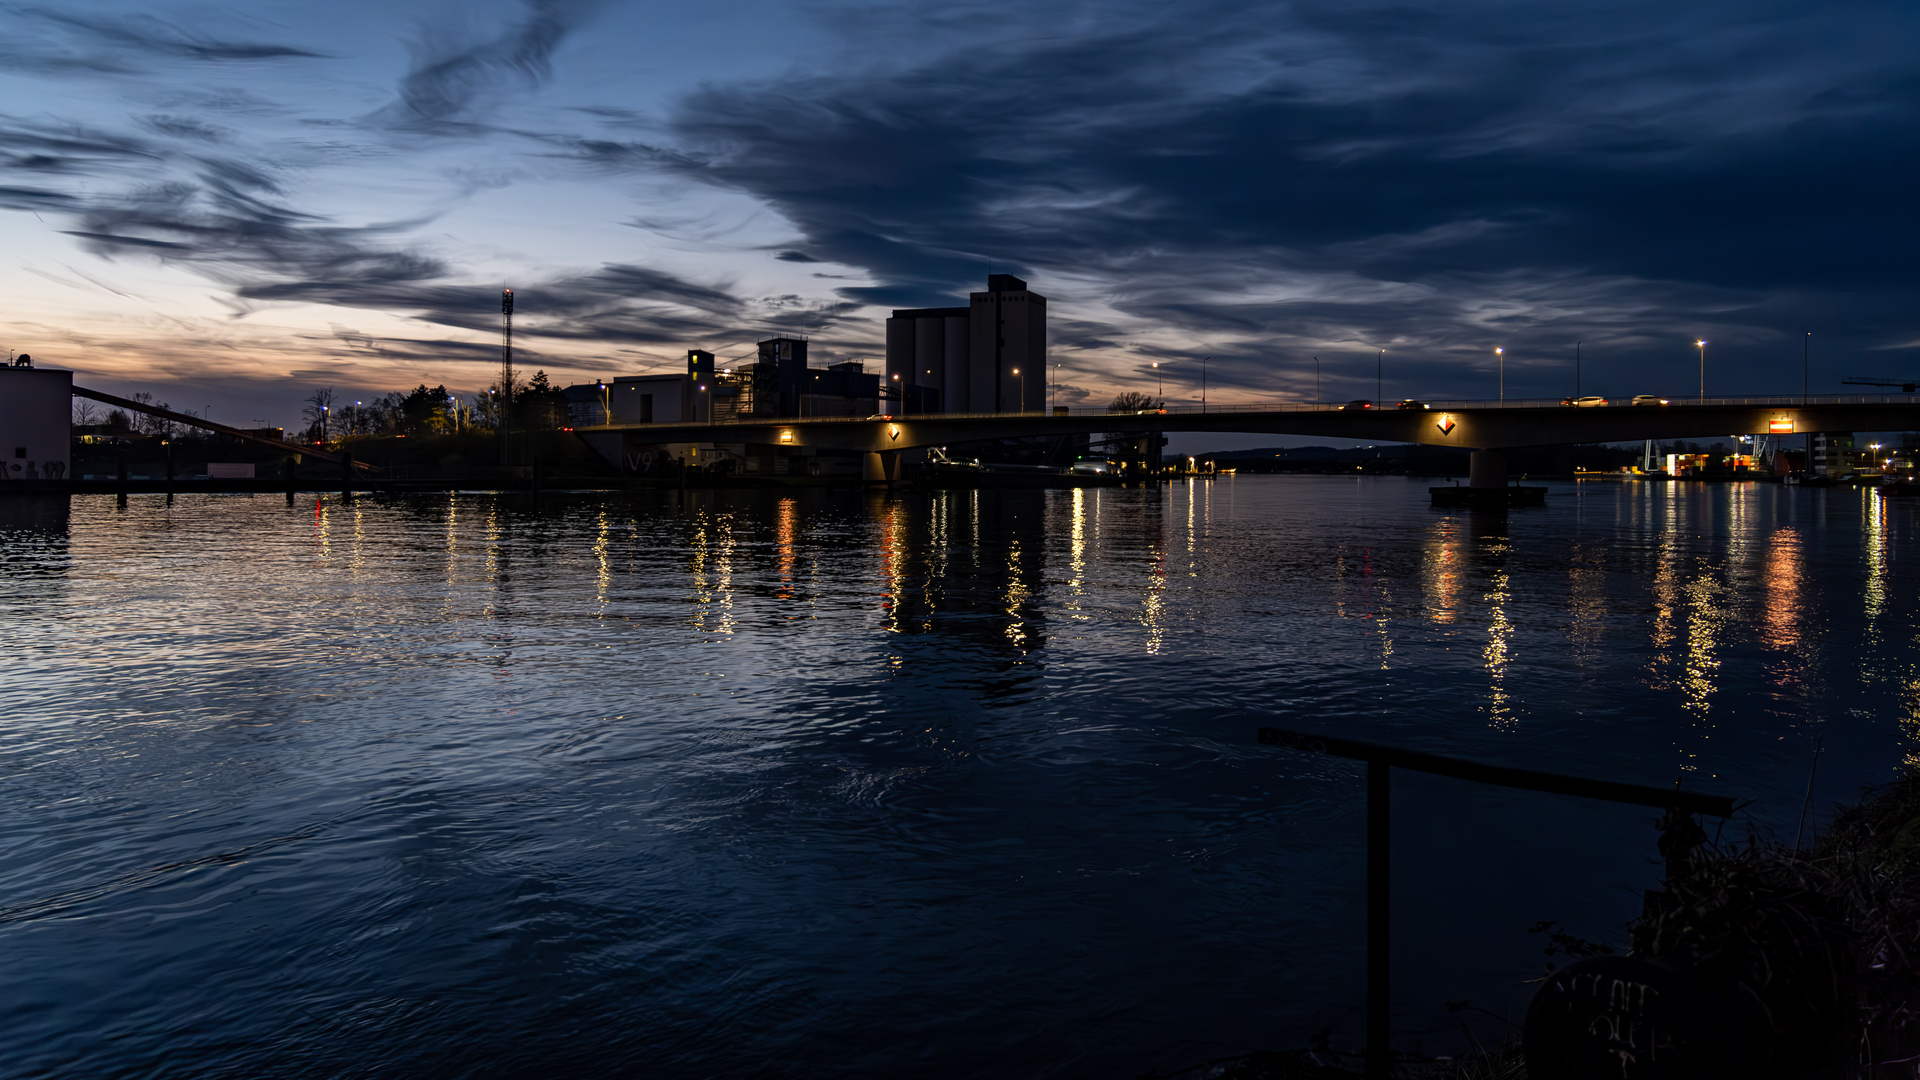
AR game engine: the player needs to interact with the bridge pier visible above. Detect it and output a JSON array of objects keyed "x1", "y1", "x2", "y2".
[
  {"x1": 1468, "y1": 450, "x2": 1508, "y2": 489},
  {"x1": 863, "y1": 451, "x2": 900, "y2": 487}
]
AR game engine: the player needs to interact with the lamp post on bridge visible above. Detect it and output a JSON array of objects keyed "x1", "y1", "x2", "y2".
[
  {"x1": 1697, "y1": 340, "x2": 1707, "y2": 403},
  {"x1": 1495, "y1": 348, "x2": 1504, "y2": 404}
]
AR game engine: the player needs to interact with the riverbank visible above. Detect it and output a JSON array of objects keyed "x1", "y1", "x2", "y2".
[{"x1": 1149, "y1": 770, "x2": 1920, "y2": 1078}]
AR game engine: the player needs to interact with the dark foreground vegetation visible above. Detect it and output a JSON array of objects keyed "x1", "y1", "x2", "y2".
[{"x1": 1147, "y1": 770, "x2": 1920, "y2": 1079}]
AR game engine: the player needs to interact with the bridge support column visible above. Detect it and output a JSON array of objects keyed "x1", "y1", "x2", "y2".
[
  {"x1": 1468, "y1": 450, "x2": 1508, "y2": 489},
  {"x1": 863, "y1": 451, "x2": 899, "y2": 486}
]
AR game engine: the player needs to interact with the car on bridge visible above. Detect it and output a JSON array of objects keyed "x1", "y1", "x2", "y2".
[
  {"x1": 1559, "y1": 396, "x2": 1609, "y2": 407},
  {"x1": 1631, "y1": 395, "x2": 1670, "y2": 406},
  {"x1": 1395, "y1": 399, "x2": 1430, "y2": 410},
  {"x1": 1340, "y1": 399, "x2": 1374, "y2": 410}
]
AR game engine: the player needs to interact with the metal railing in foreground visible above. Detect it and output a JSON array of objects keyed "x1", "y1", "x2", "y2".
[{"x1": 1254, "y1": 725, "x2": 1734, "y2": 1079}]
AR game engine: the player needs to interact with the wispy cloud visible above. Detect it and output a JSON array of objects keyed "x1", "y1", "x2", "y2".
[
  {"x1": 377, "y1": 0, "x2": 609, "y2": 132},
  {"x1": 0, "y1": 5, "x2": 324, "y2": 74}
]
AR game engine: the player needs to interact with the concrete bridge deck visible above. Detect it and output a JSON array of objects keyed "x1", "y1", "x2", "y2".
[{"x1": 573, "y1": 394, "x2": 1920, "y2": 455}]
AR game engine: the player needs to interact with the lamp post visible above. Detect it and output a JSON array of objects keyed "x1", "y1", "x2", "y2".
[
  {"x1": 1314, "y1": 356, "x2": 1320, "y2": 403},
  {"x1": 1575, "y1": 342, "x2": 1581, "y2": 399},
  {"x1": 891, "y1": 372, "x2": 904, "y2": 416},
  {"x1": 321, "y1": 404, "x2": 329, "y2": 443},
  {"x1": 353, "y1": 400, "x2": 361, "y2": 436},
  {"x1": 1804, "y1": 332, "x2": 1810, "y2": 404},
  {"x1": 598, "y1": 381, "x2": 611, "y2": 425},
  {"x1": 1153, "y1": 362, "x2": 1162, "y2": 406},
  {"x1": 1012, "y1": 368, "x2": 1024, "y2": 413},
  {"x1": 1376, "y1": 349, "x2": 1383, "y2": 403},
  {"x1": 1696, "y1": 340, "x2": 1707, "y2": 403},
  {"x1": 1495, "y1": 348, "x2": 1504, "y2": 403},
  {"x1": 1202, "y1": 355, "x2": 1210, "y2": 410}
]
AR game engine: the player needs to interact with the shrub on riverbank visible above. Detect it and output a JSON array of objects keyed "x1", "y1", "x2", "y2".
[
  {"x1": 1151, "y1": 770, "x2": 1920, "y2": 1078},
  {"x1": 1629, "y1": 770, "x2": 1920, "y2": 1075}
]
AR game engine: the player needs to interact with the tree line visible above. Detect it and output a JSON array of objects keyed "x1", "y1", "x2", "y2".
[{"x1": 296, "y1": 373, "x2": 568, "y2": 443}]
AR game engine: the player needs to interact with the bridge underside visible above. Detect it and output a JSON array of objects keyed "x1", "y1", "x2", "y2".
[{"x1": 574, "y1": 402, "x2": 1920, "y2": 458}]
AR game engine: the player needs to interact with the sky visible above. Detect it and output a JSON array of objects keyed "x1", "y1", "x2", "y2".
[{"x1": 4, "y1": 0, "x2": 1919, "y2": 433}]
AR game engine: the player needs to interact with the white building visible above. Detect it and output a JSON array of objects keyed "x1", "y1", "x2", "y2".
[{"x1": 0, "y1": 361, "x2": 71, "y2": 485}]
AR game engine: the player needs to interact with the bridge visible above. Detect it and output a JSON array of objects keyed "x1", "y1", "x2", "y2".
[{"x1": 573, "y1": 394, "x2": 1920, "y2": 487}]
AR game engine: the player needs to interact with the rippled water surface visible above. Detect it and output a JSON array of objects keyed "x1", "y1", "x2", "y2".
[{"x1": 5, "y1": 479, "x2": 1920, "y2": 1077}]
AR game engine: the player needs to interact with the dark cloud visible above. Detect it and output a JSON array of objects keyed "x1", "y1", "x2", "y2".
[
  {"x1": 7, "y1": 6, "x2": 324, "y2": 63},
  {"x1": 664, "y1": 0, "x2": 1920, "y2": 390},
  {"x1": 775, "y1": 250, "x2": 821, "y2": 263},
  {"x1": 139, "y1": 115, "x2": 229, "y2": 142},
  {"x1": 381, "y1": 0, "x2": 606, "y2": 132}
]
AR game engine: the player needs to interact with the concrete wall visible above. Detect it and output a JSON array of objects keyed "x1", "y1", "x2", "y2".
[
  {"x1": 968, "y1": 286, "x2": 1046, "y2": 412},
  {"x1": 610, "y1": 375, "x2": 687, "y2": 424},
  {"x1": 0, "y1": 367, "x2": 71, "y2": 482},
  {"x1": 943, "y1": 316, "x2": 971, "y2": 412},
  {"x1": 914, "y1": 317, "x2": 944, "y2": 392}
]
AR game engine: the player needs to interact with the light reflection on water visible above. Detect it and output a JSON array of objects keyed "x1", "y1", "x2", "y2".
[{"x1": 3, "y1": 479, "x2": 1920, "y2": 1078}]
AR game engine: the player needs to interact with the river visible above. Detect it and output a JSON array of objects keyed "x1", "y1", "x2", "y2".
[{"x1": 3, "y1": 478, "x2": 1916, "y2": 1077}]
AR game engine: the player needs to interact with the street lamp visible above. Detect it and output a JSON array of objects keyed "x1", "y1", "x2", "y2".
[
  {"x1": 1201, "y1": 355, "x2": 1210, "y2": 410},
  {"x1": 1153, "y1": 361, "x2": 1162, "y2": 405},
  {"x1": 1012, "y1": 367, "x2": 1024, "y2": 413},
  {"x1": 891, "y1": 372, "x2": 905, "y2": 416},
  {"x1": 1696, "y1": 340, "x2": 1707, "y2": 403},
  {"x1": 1495, "y1": 348, "x2": 1504, "y2": 403},
  {"x1": 1376, "y1": 349, "x2": 1382, "y2": 403},
  {"x1": 597, "y1": 381, "x2": 610, "y2": 425},
  {"x1": 320, "y1": 404, "x2": 329, "y2": 443}
]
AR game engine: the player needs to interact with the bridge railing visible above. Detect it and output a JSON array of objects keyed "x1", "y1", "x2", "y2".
[{"x1": 574, "y1": 393, "x2": 1920, "y2": 429}]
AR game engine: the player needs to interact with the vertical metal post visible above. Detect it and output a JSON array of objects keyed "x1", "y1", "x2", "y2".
[{"x1": 1367, "y1": 760, "x2": 1390, "y2": 1079}]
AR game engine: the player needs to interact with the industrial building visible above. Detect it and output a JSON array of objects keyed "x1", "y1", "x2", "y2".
[
  {"x1": 565, "y1": 349, "x2": 718, "y2": 426},
  {"x1": 885, "y1": 273, "x2": 1047, "y2": 414},
  {"x1": 0, "y1": 356, "x2": 71, "y2": 487},
  {"x1": 567, "y1": 339, "x2": 883, "y2": 429}
]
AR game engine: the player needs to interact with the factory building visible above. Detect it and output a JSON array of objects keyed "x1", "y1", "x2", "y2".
[
  {"x1": 0, "y1": 356, "x2": 71, "y2": 486},
  {"x1": 566, "y1": 350, "x2": 720, "y2": 426},
  {"x1": 885, "y1": 274, "x2": 1046, "y2": 414}
]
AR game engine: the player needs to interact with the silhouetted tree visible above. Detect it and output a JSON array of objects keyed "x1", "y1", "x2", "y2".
[
  {"x1": 302, "y1": 388, "x2": 335, "y2": 443},
  {"x1": 517, "y1": 370, "x2": 568, "y2": 429},
  {"x1": 398, "y1": 384, "x2": 453, "y2": 434},
  {"x1": 128, "y1": 392, "x2": 172, "y2": 437},
  {"x1": 1108, "y1": 390, "x2": 1158, "y2": 412}
]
